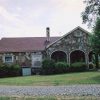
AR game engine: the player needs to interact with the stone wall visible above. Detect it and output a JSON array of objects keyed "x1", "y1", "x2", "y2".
[
  {"x1": 46, "y1": 28, "x2": 92, "y2": 65},
  {"x1": 0, "y1": 52, "x2": 31, "y2": 67},
  {"x1": 0, "y1": 51, "x2": 43, "y2": 68}
]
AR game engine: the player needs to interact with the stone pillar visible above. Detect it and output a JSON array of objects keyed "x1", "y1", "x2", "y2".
[
  {"x1": 68, "y1": 53, "x2": 70, "y2": 66},
  {"x1": 85, "y1": 52, "x2": 89, "y2": 69},
  {"x1": 66, "y1": 53, "x2": 68, "y2": 63}
]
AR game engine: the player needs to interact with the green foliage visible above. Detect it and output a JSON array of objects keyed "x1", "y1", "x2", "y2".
[
  {"x1": 55, "y1": 62, "x2": 69, "y2": 73},
  {"x1": 0, "y1": 63, "x2": 21, "y2": 77},
  {"x1": 11, "y1": 64, "x2": 20, "y2": 71},
  {"x1": 82, "y1": 0, "x2": 100, "y2": 68},
  {"x1": 82, "y1": 0, "x2": 100, "y2": 26},
  {"x1": 42, "y1": 59, "x2": 55, "y2": 74},
  {"x1": 70, "y1": 62, "x2": 87, "y2": 72},
  {"x1": 42, "y1": 59, "x2": 69, "y2": 74},
  {"x1": 91, "y1": 18, "x2": 100, "y2": 68},
  {"x1": 92, "y1": 18, "x2": 100, "y2": 53},
  {"x1": 42, "y1": 59, "x2": 55, "y2": 69}
]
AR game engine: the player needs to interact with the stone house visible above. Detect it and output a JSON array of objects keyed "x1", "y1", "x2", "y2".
[{"x1": 0, "y1": 26, "x2": 93, "y2": 72}]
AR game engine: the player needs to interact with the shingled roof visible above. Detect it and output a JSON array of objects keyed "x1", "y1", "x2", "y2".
[{"x1": 0, "y1": 37, "x2": 60, "y2": 53}]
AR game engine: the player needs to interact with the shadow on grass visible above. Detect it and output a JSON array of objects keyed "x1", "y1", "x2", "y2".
[{"x1": 91, "y1": 75, "x2": 100, "y2": 83}]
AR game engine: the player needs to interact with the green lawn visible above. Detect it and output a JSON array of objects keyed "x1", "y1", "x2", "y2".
[
  {"x1": 0, "y1": 71, "x2": 100, "y2": 86},
  {"x1": 0, "y1": 96, "x2": 100, "y2": 100}
]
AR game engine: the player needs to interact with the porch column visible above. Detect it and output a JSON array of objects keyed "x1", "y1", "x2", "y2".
[
  {"x1": 85, "y1": 52, "x2": 89, "y2": 69},
  {"x1": 68, "y1": 53, "x2": 70, "y2": 66}
]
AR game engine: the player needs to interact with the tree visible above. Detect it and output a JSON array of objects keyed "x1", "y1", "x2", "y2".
[
  {"x1": 82, "y1": 0, "x2": 100, "y2": 26},
  {"x1": 82, "y1": 0, "x2": 100, "y2": 69},
  {"x1": 91, "y1": 18, "x2": 100, "y2": 68}
]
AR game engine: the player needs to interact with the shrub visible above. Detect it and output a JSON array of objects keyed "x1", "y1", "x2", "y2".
[
  {"x1": 69, "y1": 62, "x2": 87, "y2": 72},
  {"x1": 42, "y1": 59, "x2": 69, "y2": 74},
  {"x1": 0, "y1": 63, "x2": 21, "y2": 77},
  {"x1": 9, "y1": 64, "x2": 21, "y2": 76},
  {"x1": 42, "y1": 59, "x2": 55, "y2": 74},
  {"x1": 55, "y1": 62, "x2": 69, "y2": 73}
]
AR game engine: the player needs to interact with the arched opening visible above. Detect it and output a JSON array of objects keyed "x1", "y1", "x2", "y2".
[
  {"x1": 89, "y1": 51, "x2": 94, "y2": 62},
  {"x1": 51, "y1": 51, "x2": 67, "y2": 62},
  {"x1": 70, "y1": 50, "x2": 85, "y2": 63}
]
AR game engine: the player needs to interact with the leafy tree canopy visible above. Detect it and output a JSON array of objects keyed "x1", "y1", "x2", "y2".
[
  {"x1": 91, "y1": 18, "x2": 100, "y2": 54},
  {"x1": 90, "y1": 18, "x2": 100, "y2": 68},
  {"x1": 82, "y1": 0, "x2": 100, "y2": 68},
  {"x1": 82, "y1": 0, "x2": 100, "y2": 26}
]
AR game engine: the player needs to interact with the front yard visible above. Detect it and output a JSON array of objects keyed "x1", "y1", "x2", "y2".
[
  {"x1": 0, "y1": 96, "x2": 100, "y2": 100},
  {"x1": 0, "y1": 71, "x2": 100, "y2": 86}
]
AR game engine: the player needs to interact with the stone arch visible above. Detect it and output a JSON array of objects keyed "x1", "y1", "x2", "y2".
[
  {"x1": 51, "y1": 51, "x2": 67, "y2": 62},
  {"x1": 70, "y1": 50, "x2": 85, "y2": 63}
]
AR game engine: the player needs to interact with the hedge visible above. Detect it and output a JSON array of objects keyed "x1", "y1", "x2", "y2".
[
  {"x1": 42, "y1": 59, "x2": 88, "y2": 74},
  {"x1": 42, "y1": 59, "x2": 55, "y2": 74},
  {"x1": 42, "y1": 59, "x2": 69, "y2": 74},
  {"x1": 55, "y1": 62, "x2": 69, "y2": 73},
  {"x1": 0, "y1": 63, "x2": 21, "y2": 77},
  {"x1": 69, "y1": 62, "x2": 87, "y2": 72}
]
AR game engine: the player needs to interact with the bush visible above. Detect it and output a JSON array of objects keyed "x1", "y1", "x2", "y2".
[
  {"x1": 0, "y1": 63, "x2": 21, "y2": 77},
  {"x1": 42, "y1": 59, "x2": 55, "y2": 74},
  {"x1": 69, "y1": 62, "x2": 87, "y2": 72},
  {"x1": 9, "y1": 64, "x2": 21, "y2": 76},
  {"x1": 42, "y1": 59, "x2": 69, "y2": 74},
  {"x1": 55, "y1": 62, "x2": 69, "y2": 73}
]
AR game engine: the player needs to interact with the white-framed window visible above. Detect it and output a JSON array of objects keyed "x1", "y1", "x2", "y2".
[
  {"x1": 3, "y1": 54, "x2": 14, "y2": 63},
  {"x1": 31, "y1": 53, "x2": 42, "y2": 68}
]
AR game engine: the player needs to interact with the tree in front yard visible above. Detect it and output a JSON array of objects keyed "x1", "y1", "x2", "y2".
[
  {"x1": 82, "y1": 0, "x2": 100, "y2": 69},
  {"x1": 90, "y1": 18, "x2": 100, "y2": 69}
]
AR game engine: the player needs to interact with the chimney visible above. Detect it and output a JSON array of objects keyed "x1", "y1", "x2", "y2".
[{"x1": 46, "y1": 27, "x2": 50, "y2": 42}]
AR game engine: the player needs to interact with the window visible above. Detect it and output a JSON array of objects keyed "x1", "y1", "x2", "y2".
[
  {"x1": 74, "y1": 30, "x2": 83, "y2": 37},
  {"x1": 3, "y1": 55, "x2": 14, "y2": 63}
]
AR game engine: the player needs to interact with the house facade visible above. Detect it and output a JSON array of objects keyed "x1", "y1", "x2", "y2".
[{"x1": 0, "y1": 26, "x2": 93, "y2": 72}]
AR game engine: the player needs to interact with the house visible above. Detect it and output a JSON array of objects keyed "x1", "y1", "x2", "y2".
[{"x1": 0, "y1": 26, "x2": 93, "y2": 73}]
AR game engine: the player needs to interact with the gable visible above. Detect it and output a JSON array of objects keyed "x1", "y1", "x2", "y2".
[{"x1": 46, "y1": 26, "x2": 90, "y2": 49}]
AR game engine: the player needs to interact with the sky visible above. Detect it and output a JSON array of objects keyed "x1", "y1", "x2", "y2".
[{"x1": 0, "y1": 0, "x2": 90, "y2": 39}]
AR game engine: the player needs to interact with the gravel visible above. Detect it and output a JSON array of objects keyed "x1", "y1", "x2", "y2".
[{"x1": 0, "y1": 85, "x2": 100, "y2": 96}]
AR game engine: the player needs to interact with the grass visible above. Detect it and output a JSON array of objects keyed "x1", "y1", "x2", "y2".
[
  {"x1": 0, "y1": 96, "x2": 100, "y2": 100},
  {"x1": 0, "y1": 71, "x2": 100, "y2": 86}
]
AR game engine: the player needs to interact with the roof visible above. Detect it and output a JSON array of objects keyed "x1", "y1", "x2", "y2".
[
  {"x1": 0, "y1": 26, "x2": 90, "y2": 53},
  {"x1": 0, "y1": 37, "x2": 60, "y2": 53}
]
